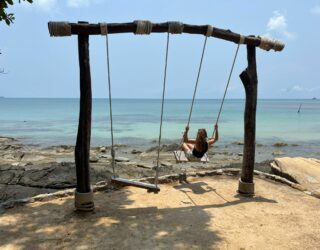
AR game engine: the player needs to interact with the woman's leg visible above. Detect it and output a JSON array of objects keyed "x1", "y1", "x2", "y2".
[{"x1": 181, "y1": 143, "x2": 194, "y2": 152}]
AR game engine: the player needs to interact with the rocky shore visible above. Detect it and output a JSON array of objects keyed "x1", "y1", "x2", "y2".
[{"x1": 0, "y1": 135, "x2": 317, "y2": 204}]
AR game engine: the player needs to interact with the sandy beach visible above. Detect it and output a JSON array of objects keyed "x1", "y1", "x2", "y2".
[{"x1": 1, "y1": 175, "x2": 320, "y2": 249}]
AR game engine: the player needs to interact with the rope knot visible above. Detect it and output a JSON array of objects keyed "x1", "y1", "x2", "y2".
[
  {"x1": 48, "y1": 22, "x2": 71, "y2": 37},
  {"x1": 100, "y1": 22, "x2": 108, "y2": 35},
  {"x1": 206, "y1": 25, "x2": 213, "y2": 37},
  {"x1": 238, "y1": 35, "x2": 245, "y2": 44},
  {"x1": 168, "y1": 21, "x2": 184, "y2": 34},
  {"x1": 134, "y1": 20, "x2": 153, "y2": 35},
  {"x1": 259, "y1": 36, "x2": 285, "y2": 51}
]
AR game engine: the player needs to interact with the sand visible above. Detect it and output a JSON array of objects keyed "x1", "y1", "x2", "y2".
[{"x1": 0, "y1": 175, "x2": 319, "y2": 250}]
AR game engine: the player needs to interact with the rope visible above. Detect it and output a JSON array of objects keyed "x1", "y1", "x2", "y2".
[
  {"x1": 134, "y1": 20, "x2": 153, "y2": 35},
  {"x1": 102, "y1": 24, "x2": 116, "y2": 177},
  {"x1": 178, "y1": 25, "x2": 211, "y2": 160},
  {"x1": 48, "y1": 22, "x2": 71, "y2": 37},
  {"x1": 168, "y1": 22, "x2": 184, "y2": 34},
  {"x1": 258, "y1": 36, "x2": 284, "y2": 51},
  {"x1": 100, "y1": 22, "x2": 108, "y2": 35},
  {"x1": 206, "y1": 25, "x2": 213, "y2": 37},
  {"x1": 239, "y1": 35, "x2": 245, "y2": 44},
  {"x1": 211, "y1": 43, "x2": 240, "y2": 138},
  {"x1": 155, "y1": 32, "x2": 170, "y2": 187},
  {"x1": 186, "y1": 27, "x2": 211, "y2": 128}
]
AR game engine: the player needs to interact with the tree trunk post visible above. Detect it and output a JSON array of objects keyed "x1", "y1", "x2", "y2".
[
  {"x1": 74, "y1": 22, "x2": 94, "y2": 211},
  {"x1": 238, "y1": 45, "x2": 258, "y2": 195}
]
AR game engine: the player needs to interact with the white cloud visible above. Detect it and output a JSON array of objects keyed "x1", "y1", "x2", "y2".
[
  {"x1": 281, "y1": 85, "x2": 320, "y2": 93},
  {"x1": 67, "y1": 0, "x2": 91, "y2": 8},
  {"x1": 34, "y1": 0, "x2": 58, "y2": 12},
  {"x1": 311, "y1": 5, "x2": 320, "y2": 15},
  {"x1": 266, "y1": 11, "x2": 294, "y2": 39}
]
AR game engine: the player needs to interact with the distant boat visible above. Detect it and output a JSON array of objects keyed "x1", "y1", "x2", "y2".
[{"x1": 312, "y1": 97, "x2": 317, "y2": 100}]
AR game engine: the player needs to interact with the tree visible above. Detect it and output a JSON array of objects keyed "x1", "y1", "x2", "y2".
[{"x1": 0, "y1": 0, "x2": 33, "y2": 25}]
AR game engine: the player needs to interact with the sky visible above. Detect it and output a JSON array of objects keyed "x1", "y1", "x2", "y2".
[{"x1": 0, "y1": 0, "x2": 320, "y2": 99}]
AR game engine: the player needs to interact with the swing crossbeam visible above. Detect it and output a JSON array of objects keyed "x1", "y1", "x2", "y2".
[
  {"x1": 111, "y1": 177, "x2": 160, "y2": 193},
  {"x1": 48, "y1": 21, "x2": 284, "y2": 52}
]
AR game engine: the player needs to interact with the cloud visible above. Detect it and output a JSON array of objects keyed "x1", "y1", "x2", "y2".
[
  {"x1": 311, "y1": 5, "x2": 320, "y2": 15},
  {"x1": 265, "y1": 11, "x2": 295, "y2": 39},
  {"x1": 67, "y1": 0, "x2": 91, "y2": 8},
  {"x1": 34, "y1": 0, "x2": 58, "y2": 12},
  {"x1": 281, "y1": 85, "x2": 320, "y2": 93}
]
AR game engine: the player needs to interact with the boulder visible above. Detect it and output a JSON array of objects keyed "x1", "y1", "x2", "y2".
[
  {"x1": 271, "y1": 157, "x2": 320, "y2": 194},
  {"x1": 90, "y1": 156, "x2": 100, "y2": 163}
]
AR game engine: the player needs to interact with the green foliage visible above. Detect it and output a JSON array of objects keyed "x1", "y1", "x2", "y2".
[{"x1": 0, "y1": 0, "x2": 33, "y2": 25}]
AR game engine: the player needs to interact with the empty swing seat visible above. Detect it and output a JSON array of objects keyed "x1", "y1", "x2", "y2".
[
  {"x1": 173, "y1": 150, "x2": 209, "y2": 163},
  {"x1": 111, "y1": 177, "x2": 160, "y2": 193}
]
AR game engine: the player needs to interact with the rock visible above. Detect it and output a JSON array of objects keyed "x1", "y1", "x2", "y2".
[
  {"x1": 232, "y1": 141, "x2": 244, "y2": 145},
  {"x1": 90, "y1": 156, "x2": 100, "y2": 163},
  {"x1": 161, "y1": 161, "x2": 173, "y2": 167},
  {"x1": 20, "y1": 154, "x2": 47, "y2": 162},
  {"x1": 272, "y1": 150, "x2": 284, "y2": 156},
  {"x1": 311, "y1": 190, "x2": 320, "y2": 199},
  {"x1": 122, "y1": 162, "x2": 137, "y2": 167},
  {"x1": 115, "y1": 157, "x2": 130, "y2": 162},
  {"x1": 100, "y1": 154, "x2": 111, "y2": 159},
  {"x1": 271, "y1": 157, "x2": 320, "y2": 194},
  {"x1": 237, "y1": 153, "x2": 243, "y2": 156},
  {"x1": 99, "y1": 147, "x2": 106, "y2": 153},
  {"x1": 131, "y1": 149, "x2": 142, "y2": 154},
  {"x1": 18, "y1": 164, "x2": 76, "y2": 189},
  {"x1": 136, "y1": 163, "x2": 154, "y2": 169},
  {"x1": 145, "y1": 146, "x2": 158, "y2": 153},
  {"x1": 0, "y1": 184, "x2": 56, "y2": 203},
  {"x1": 161, "y1": 143, "x2": 180, "y2": 152},
  {"x1": 146, "y1": 143, "x2": 179, "y2": 153},
  {"x1": 273, "y1": 142, "x2": 288, "y2": 147},
  {"x1": 19, "y1": 162, "x2": 33, "y2": 167},
  {"x1": 291, "y1": 183, "x2": 307, "y2": 192},
  {"x1": 0, "y1": 136, "x2": 15, "y2": 143},
  {"x1": 0, "y1": 172, "x2": 16, "y2": 184}
]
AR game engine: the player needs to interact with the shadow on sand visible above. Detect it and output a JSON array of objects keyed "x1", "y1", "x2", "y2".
[{"x1": 0, "y1": 180, "x2": 277, "y2": 249}]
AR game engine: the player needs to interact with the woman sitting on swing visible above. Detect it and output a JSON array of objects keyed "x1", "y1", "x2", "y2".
[{"x1": 181, "y1": 124, "x2": 219, "y2": 160}]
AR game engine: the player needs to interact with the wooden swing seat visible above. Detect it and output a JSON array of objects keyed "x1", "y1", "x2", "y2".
[
  {"x1": 173, "y1": 150, "x2": 209, "y2": 163},
  {"x1": 111, "y1": 177, "x2": 160, "y2": 193}
]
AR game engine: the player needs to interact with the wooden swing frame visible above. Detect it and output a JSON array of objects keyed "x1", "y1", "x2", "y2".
[{"x1": 48, "y1": 21, "x2": 284, "y2": 211}]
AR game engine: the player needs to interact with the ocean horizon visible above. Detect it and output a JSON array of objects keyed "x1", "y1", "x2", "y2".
[{"x1": 1, "y1": 98, "x2": 319, "y2": 150}]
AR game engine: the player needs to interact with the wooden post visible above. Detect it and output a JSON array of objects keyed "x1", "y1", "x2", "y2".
[
  {"x1": 74, "y1": 22, "x2": 94, "y2": 211},
  {"x1": 238, "y1": 45, "x2": 257, "y2": 195}
]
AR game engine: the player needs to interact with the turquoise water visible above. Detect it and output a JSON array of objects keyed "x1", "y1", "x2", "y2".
[{"x1": 0, "y1": 98, "x2": 319, "y2": 147}]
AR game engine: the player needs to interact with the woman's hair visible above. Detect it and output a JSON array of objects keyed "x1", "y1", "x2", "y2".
[{"x1": 196, "y1": 128, "x2": 208, "y2": 152}]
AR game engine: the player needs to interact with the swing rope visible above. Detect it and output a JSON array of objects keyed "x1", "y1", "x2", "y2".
[
  {"x1": 211, "y1": 43, "x2": 240, "y2": 138},
  {"x1": 186, "y1": 28, "x2": 211, "y2": 128},
  {"x1": 155, "y1": 32, "x2": 170, "y2": 187},
  {"x1": 102, "y1": 23, "x2": 116, "y2": 177},
  {"x1": 103, "y1": 22, "x2": 170, "y2": 187},
  {"x1": 177, "y1": 25, "x2": 212, "y2": 160}
]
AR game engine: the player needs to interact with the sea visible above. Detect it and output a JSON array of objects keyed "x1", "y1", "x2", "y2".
[{"x1": 0, "y1": 98, "x2": 319, "y2": 159}]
